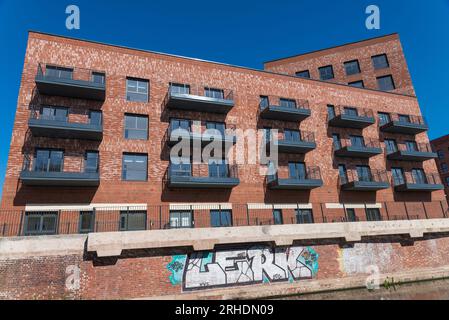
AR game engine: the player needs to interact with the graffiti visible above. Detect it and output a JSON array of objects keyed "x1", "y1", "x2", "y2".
[{"x1": 167, "y1": 245, "x2": 319, "y2": 291}]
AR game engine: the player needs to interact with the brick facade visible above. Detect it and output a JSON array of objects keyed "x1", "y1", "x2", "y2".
[{"x1": 431, "y1": 134, "x2": 449, "y2": 200}]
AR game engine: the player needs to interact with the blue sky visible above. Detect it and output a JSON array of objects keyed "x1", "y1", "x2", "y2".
[{"x1": 0, "y1": 0, "x2": 448, "y2": 198}]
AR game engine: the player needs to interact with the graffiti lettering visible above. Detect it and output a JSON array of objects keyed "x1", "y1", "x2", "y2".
[{"x1": 167, "y1": 245, "x2": 319, "y2": 291}]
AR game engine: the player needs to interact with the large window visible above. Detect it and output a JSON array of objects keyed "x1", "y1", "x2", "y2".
[
  {"x1": 79, "y1": 211, "x2": 95, "y2": 233},
  {"x1": 208, "y1": 159, "x2": 229, "y2": 178},
  {"x1": 170, "y1": 83, "x2": 190, "y2": 94},
  {"x1": 295, "y1": 209, "x2": 314, "y2": 224},
  {"x1": 122, "y1": 153, "x2": 148, "y2": 181},
  {"x1": 126, "y1": 78, "x2": 149, "y2": 102},
  {"x1": 346, "y1": 208, "x2": 357, "y2": 222},
  {"x1": 204, "y1": 87, "x2": 224, "y2": 99},
  {"x1": 119, "y1": 210, "x2": 146, "y2": 231},
  {"x1": 91, "y1": 72, "x2": 105, "y2": 84},
  {"x1": 170, "y1": 158, "x2": 192, "y2": 177},
  {"x1": 169, "y1": 211, "x2": 193, "y2": 229},
  {"x1": 372, "y1": 54, "x2": 389, "y2": 70},
  {"x1": 405, "y1": 141, "x2": 418, "y2": 152},
  {"x1": 332, "y1": 133, "x2": 341, "y2": 150},
  {"x1": 377, "y1": 75, "x2": 395, "y2": 91},
  {"x1": 284, "y1": 129, "x2": 301, "y2": 142},
  {"x1": 279, "y1": 98, "x2": 296, "y2": 109},
  {"x1": 391, "y1": 167, "x2": 405, "y2": 185},
  {"x1": 344, "y1": 107, "x2": 358, "y2": 116},
  {"x1": 344, "y1": 60, "x2": 361, "y2": 76},
  {"x1": 170, "y1": 118, "x2": 191, "y2": 132},
  {"x1": 40, "y1": 106, "x2": 68, "y2": 122},
  {"x1": 348, "y1": 80, "x2": 364, "y2": 88},
  {"x1": 89, "y1": 110, "x2": 102, "y2": 125},
  {"x1": 365, "y1": 208, "x2": 382, "y2": 221},
  {"x1": 124, "y1": 114, "x2": 148, "y2": 140},
  {"x1": 295, "y1": 70, "x2": 310, "y2": 78},
  {"x1": 24, "y1": 212, "x2": 58, "y2": 236},
  {"x1": 338, "y1": 164, "x2": 348, "y2": 184},
  {"x1": 318, "y1": 65, "x2": 334, "y2": 80},
  {"x1": 273, "y1": 209, "x2": 283, "y2": 225},
  {"x1": 46, "y1": 65, "x2": 73, "y2": 79},
  {"x1": 411, "y1": 168, "x2": 427, "y2": 184},
  {"x1": 356, "y1": 165, "x2": 372, "y2": 182},
  {"x1": 378, "y1": 112, "x2": 391, "y2": 125},
  {"x1": 34, "y1": 149, "x2": 64, "y2": 172},
  {"x1": 288, "y1": 162, "x2": 306, "y2": 180},
  {"x1": 210, "y1": 210, "x2": 232, "y2": 227},
  {"x1": 384, "y1": 139, "x2": 397, "y2": 153},
  {"x1": 350, "y1": 135, "x2": 365, "y2": 147},
  {"x1": 84, "y1": 151, "x2": 99, "y2": 173},
  {"x1": 206, "y1": 122, "x2": 226, "y2": 136}
]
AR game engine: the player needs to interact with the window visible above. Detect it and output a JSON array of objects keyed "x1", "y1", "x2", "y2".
[
  {"x1": 384, "y1": 139, "x2": 397, "y2": 153},
  {"x1": 119, "y1": 210, "x2": 146, "y2": 231},
  {"x1": 327, "y1": 105, "x2": 336, "y2": 119},
  {"x1": 210, "y1": 210, "x2": 232, "y2": 227},
  {"x1": 264, "y1": 127, "x2": 272, "y2": 143},
  {"x1": 365, "y1": 208, "x2": 382, "y2": 222},
  {"x1": 348, "y1": 80, "x2": 364, "y2": 88},
  {"x1": 288, "y1": 162, "x2": 306, "y2": 180},
  {"x1": 318, "y1": 65, "x2": 334, "y2": 80},
  {"x1": 91, "y1": 72, "x2": 105, "y2": 84},
  {"x1": 405, "y1": 141, "x2": 418, "y2": 152},
  {"x1": 441, "y1": 163, "x2": 448, "y2": 173},
  {"x1": 378, "y1": 112, "x2": 391, "y2": 125},
  {"x1": 40, "y1": 106, "x2": 68, "y2": 122},
  {"x1": 338, "y1": 164, "x2": 348, "y2": 184},
  {"x1": 295, "y1": 70, "x2": 310, "y2": 78},
  {"x1": 332, "y1": 133, "x2": 341, "y2": 150},
  {"x1": 412, "y1": 168, "x2": 427, "y2": 184},
  {"x1": 284, "y1": 129, "x2": 301, "y2": 142},
  {"x1": 124, "y1": 114, "x2": 148, "y2": 140},
  {"x1": 204, "y1": 87, "x2": 224, "y2": 99},
  {"x1": 126, "y1": 78, "x2": 149, "y2": 102},
  {"x1": 122, "y1": 153, "x2": 148, "y2": 181},
  {"x1": 344, "y1": 107, "x2": 358, "y2": 117},
  {"x1": 170, "y1": 158, "x2": 192, "y2": 177},
  {"x1": 344, "y1": 60, "x2": 361, "y2": 76},
  {"x1": 372, "y1": 54, "x2": 390, "y2": 70},
  {"x1": 295, "y1": 209, "x2": 314, "y2": 224},
  {"x1": 89, "y1": 110, "x2": 102, "y2": 125},
  {"x1": 356, "y1": 165, "x2": 372, "y2": 182},
  {"x1": 437, "y1": 150, "x2": 445, "y2": 160},
  {"x1": 170, "y1": 118, "x2": 191, "y2": 132},
  {"x1": 398, "y1": 114, "x2": 411, "y2": 123},
  {"x1": 446, "y1": 177, "x2": 449, "y2": 187},
  {"x1": 208, "y1": 159, "x2": 229, "y2": 178},
  {"x1": 350, "y1": 135, "x2": 365, "y2": 147},
  {"x1": 260, "y1": 96, "x2": 269, "y2": 109},
  {"x1": 79, "y1": 211, "x2": 95, "y2": 233},
  {"x1": 377, "y1": 75, "x2": 395, "y2": 91},
  {"x1": 169, "y1": 211, "x2": 193, "y2": 229},
  {"x1": 46, "y1": 65, "x2": 73, "y2": 79},
  {"x1": 84, "y1": 151, "x2": 99, "y2": 173},
  {"x1": 391, "y1": 167, "x2": 405, "y2": 185},
  {"x1": 24, "y1": 212, "x2": 58, "y2": 236},
  {"x1": 273, "y1": 209, "x2": 283, "y2": 225},
  {"x1": 279, "y1": 98, "x2": 297, "y2": 109},
  {"x1": 346, "y1": 208, "x2": 357, "y2": 222},
  {"x1": 206, "y1": 122, "x2": 226, "y2": 136},
  {"x1": 170, "y1": 83, "x2": 190, "y2": 95},
  {"x1": 34, "y1": 149, "x2": 64, "y2": 172}
]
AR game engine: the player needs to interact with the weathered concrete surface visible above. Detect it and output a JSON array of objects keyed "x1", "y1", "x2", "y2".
[{"x1": 87, "y1": 218, "x2": 449, "y2": 257}]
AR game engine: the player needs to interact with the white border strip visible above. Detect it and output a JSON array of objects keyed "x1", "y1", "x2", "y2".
[
  {"x1": 247, "y1": 203, "x2": 313, "y2": 210},
  {"x1": 25, "y1": 203, "x2": 148, "y2": 212},
  {"x1": 325, "y1": 203, "x2": 382, "y2": 209},
  {"x1": 169, "y1": 203, "x2": 233, "y2": 210}
]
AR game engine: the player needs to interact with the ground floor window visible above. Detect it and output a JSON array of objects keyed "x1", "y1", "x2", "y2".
[
  {"x1": 295, "y1": 209, "x2": 314, "y2": 224},
  {"x1": 24, "y1": 212, "x2": 58, "y2": 235},
  {"x1": 365, "y1": 208, "x2": 382, "y2": 221},
  {"x1": 169, "y1": 211, "x2": 193, "y2": 228},
  {"x1": 273, "y1": 209, "x2": 283, "y2": 225},
  {"x1": 79, "y1": 211, "x2": 95, "y2": 233},
  {"x1": 119, "y1": 210, "x2": 147, "y2": 231},
  {"x1": 346, "y1": 208, "x2": 357, "y2": 222},
  {"x1": 210, "y1": 210, "x2": 232, "y2": 227}
]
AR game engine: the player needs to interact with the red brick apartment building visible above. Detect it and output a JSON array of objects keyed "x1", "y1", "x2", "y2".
[
  {"x1": 1, "y1": 32, "x2": 449, "y2": 299},
  {"x1": 431, "y1": 134, "x2": 449, "y2": 200}
]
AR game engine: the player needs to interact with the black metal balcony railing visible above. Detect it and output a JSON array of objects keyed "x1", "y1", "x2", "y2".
[
  {"x1": 259, "y1": 95, "x2": 311, "y2": 122},
  {"x1": 334, "y1": 138, "x2": 382, "y2": 158},
  {"x1": 379, "y1": 113, "x2": 428, "y2": 134},
  {"x1": 393, "y1": 172, "x2": 444, "y2": 192},
  {"x1": 1, "y1": 201, "x2": 447, "y2": 238},
  {"x1": 35, "y1": 63, "x2": 106, "y2": 101},
  {"x1": 386, "y1": 142, "x2": 437, "y2": 161},
  {"x1": 267, "y1": 131, "x2": 316, "y2": 154},
  {"x1": 163, "y1": 163, "x2": 240, "y2": 189},
  {"x1": 328, "y1": 106, "x2": 375, "y2": 129},
  {"x1": 20, "y1": 153, "x2": 100, "y2": 187},
  {"x1": 266, "y1": 166, "x2": 323, "y2": 190},
  {"x1": 164, "y1": 83, "x2": 234, "y2": 114},
  {"x1": 340, "y1": 169, "x2": 390, "y2": 191},
  {"x1": 28, "y1": 106, "x2": 103, "y2": 141}
]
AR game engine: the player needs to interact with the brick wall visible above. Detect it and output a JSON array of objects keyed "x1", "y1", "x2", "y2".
[{"x1": 431, "y1": 134, "x2": 449, "y2": 200}]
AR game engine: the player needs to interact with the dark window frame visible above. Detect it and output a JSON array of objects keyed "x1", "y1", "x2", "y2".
[
  {"x1": 122, "y1": 153, "x2": 148, "y2": 181},
  {"x1": 344, "y1": 60, "x2": 361, "y2": 76},
  {"x1": 377, "y1": 75, "x2": 396, "y2": 91},
  {"x1": 124, "y1": 113, "x2": 149, "y2": 140},
  {"x1": 318, "y1": 65, "x2": 335, "y2": 81},
  {"x1": 372, "y1": 54, "x2": 390, "y2": 70},
  {"x1": 295, "y1": 70, "x2": 310, "y2": 79},
  {"x1": 126, "y1": 77, "x2": 149, "y2": 102}
]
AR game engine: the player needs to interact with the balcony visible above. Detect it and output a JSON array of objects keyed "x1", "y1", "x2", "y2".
[
  {"x1": 28, "y1": 108, "x2": 103, "y2": 141},
  {"x1": 393, "y1": 172, "x2": 444, "y2": 192},
  {"x1": 166, "y1": 124, "x2": 237, "y2": 148},
  {"x1": 20, "y1": 154, "x2": 100, "y2": 187},
  {"x1": 379, "y1": 113, "x2": 428, "y2": 134},
  {"x1": 387, "y1": 143, "x2": 437, "y2": 162},
  {"x1": 259, "y1": 96, "x2": 311, "y2": 122},
  {"x1": 164, "y1": 163, "x2": 239, "y2": 189},
  {"x1": 340, "y1": 169, "x2": 390, "y2": 191},
  {"x1": 266, "y1": 131, "x2": 316, "y2": 154},
  {"x1": 334, "y1": 139, "x2": 382, "y2": 158},
  {"x1": 164, "y1": 83, "x2": 234, "y2": 114},
  {"x1": 266, "y1": 166, "x2": 323, "y2": 190},
  {"x1": 35, "y1": 63, "x2": 106, "y2": 101},
  {"x1": 328, "y1": 106, "x2": 375, "y2": 129}
]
